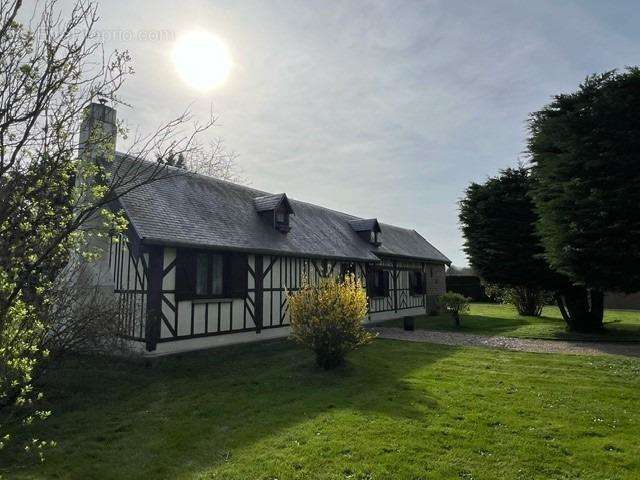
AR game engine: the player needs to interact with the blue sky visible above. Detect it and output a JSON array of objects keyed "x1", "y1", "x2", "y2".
[{"x1": 43, "y1": 1, "x2": 640, "y2": 265}]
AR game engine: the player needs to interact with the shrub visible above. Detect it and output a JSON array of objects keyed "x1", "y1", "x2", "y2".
[
  {"x1": 287, "y1": 274, "x2": 375, "y2": 369},
  {"x1": 0, "y1": 278, "x2": 53, "y2": 460},
  {"x1": 438, "y1": 292, "x2": 470, "y2": 327},
  {"x1": 43, "y1": 264, "x2": 135, "y2": 358},
  {"x1": 484, "y1": 285, "x2": 553, "y2": 317}
]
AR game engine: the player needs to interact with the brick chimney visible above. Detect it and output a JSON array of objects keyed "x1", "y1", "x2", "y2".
[
  {"x1": 74, "y1": 101, "x2": 119, "y2": 291},
  {"x1": 79, "y1": 100, "x2": 117, "y2": 161}
]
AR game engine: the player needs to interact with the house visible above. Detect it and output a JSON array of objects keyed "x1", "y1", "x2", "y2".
[{"x1": 83, "y1": 103, "x2": 450, "y2": 355}]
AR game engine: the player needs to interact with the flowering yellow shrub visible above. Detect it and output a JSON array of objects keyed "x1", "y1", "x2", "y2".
[{"x1": 287, "y1": 274, "x2": 375, "y2": 369}]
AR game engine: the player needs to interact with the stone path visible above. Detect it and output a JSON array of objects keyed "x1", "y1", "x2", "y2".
[{"x1": 371, "y1": 327, "x2": 640, "y2": 358}]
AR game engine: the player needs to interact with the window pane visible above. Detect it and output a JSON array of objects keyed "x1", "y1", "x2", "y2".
[
  {"x1": 196, "y1": 253, "x2": 208, "y2": 295},
  {"x1": 211, "y1": 254, "x2": 224, "y2": 295}
]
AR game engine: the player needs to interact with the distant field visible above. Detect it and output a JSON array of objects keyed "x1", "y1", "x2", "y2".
[
  {"x1": 382, "y1": 303, "x2": 640, "y2": 341},
  {"x1": 2, "y1": 338, "x2": 640, "y2": 479}
]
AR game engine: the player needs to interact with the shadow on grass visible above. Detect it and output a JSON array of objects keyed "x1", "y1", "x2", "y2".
[
  {"x1": 1, "y1": 337, "x2": 457, "y2": 479},
  {"x1": 382, "y1": 313, "x2": 547, "y2": 334},
  {"x1": 381, "y1": 308, "x2": 640, "y2": 342}
]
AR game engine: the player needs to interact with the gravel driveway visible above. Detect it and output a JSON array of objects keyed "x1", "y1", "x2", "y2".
[{"x1": 372, "y1": 327, "x2": 640, "y2": 358}]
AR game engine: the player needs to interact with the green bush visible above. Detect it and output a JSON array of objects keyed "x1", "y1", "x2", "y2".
[
  {"x1": 287, "y1": 274, "x2": 375, "y2": 369},
  {"x1": 438, "y1": 292, "x2": 470, "y2": 327},
  {"x1": 484, "y1": 285, "x2": 553, "y2": 317}
]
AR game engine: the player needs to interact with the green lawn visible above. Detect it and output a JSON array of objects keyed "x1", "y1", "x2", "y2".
[
  {"x1": 382, "y1": 303, "x2": 640, "y2": 341},
  {"x1": 2, "y1": 338, "x2": 640, "y2": 479}
]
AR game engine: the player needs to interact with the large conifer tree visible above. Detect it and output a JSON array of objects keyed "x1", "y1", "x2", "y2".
[
  {"x1": 459, "y1": 167, "x2": 564, "y2": 316},
  {"x1": 528, "y1": 68, "x2": 640, "y2": 331}
]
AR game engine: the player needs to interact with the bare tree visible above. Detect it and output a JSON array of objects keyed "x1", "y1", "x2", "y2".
[
  {"x1": 186, "y1": 137, "x2": 245, "y2": 183},
  {"x1": 0, "y1": 0, "x2": 214, "y2": 458},
  {"x1": 157, "y1": 137, "x2": 246, "y2": 183},
  {"x1": 43, "y1": 262, "x2": 133, "y2": 357}
]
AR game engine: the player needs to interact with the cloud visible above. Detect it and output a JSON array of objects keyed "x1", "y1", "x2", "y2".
[{"x1": 26, "y1": 0, "x2": 640, "y2": 265}]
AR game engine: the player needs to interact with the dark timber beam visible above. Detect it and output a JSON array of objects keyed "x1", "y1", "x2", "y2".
[
  {"x1": 423, "y1": 263, "x2": 428, "y2": 314},
  {"x1": 254, "y1": 255, "x2": 264, "y2": 333},
  {"x1": 393, "y1": 260, "x2": 398, "y2": 313},
  {"x1": 145, "y1": 245, "x2": 164, "y2": 351}
]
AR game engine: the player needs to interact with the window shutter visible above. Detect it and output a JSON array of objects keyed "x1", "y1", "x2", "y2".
[
  {"x1": 223, "y1": 254, "x2": 232, "y2": 297},
  {"x1": 409, "y1": 271, "x2": 423, "y2": 295},
  {"x1": 175, "y1": 249, "x2": 196, "y2": 301},
  {"x1": 225, "y1": 252, "x2": 247, "y2": 298},
  {"x1": 365, "y1": 265, "x2": 374, "y2": 296},
  {"x1": 382, "y1": 270, "x2": 390, "y2": 296}
]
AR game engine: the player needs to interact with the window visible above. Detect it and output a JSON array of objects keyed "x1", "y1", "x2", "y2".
[
  {"x1": 195, "y1": 253, "x2": 209, "y2": 295},
  {"x1": 176, "y1": 249, "x2": 247, "y2": 300},
  {"x1": 409, "y1": 270, "x2": 425, "y2": 296},
  {"x1": 367, "y1": 230, "x2": 381, "y2": 246},
  {"x1": 195, "y1": 252, "x2": 224, "y2": 296},
  {"x1": 356, "y1": 228, "x2": 381, "y2": 246},
  {"x1": 340, "y1": 262, "x2": 356, "y2": 279},
  {"x1": 254, "y1": 193, "x2": 294, "y2": 234},
  {"x1": 274, "y1": 206, "x2": 290, "y2": 233},
  {"x1": 210, "y1": 254, "x2": 224, "y2": 294},
  {"x1": 368, "y1": 268, "x2": 389, "y2": 297}
]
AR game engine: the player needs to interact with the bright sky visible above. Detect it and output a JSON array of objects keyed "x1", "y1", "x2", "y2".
[{"x1": 32, "y1": 1, "x2": 640, "y2": 265}]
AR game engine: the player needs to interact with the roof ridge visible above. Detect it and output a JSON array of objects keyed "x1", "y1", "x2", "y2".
[
  {"x1": 378, "y1": 222, "x2": 423, "y2": 234},
  {"x1": 254, "y1": 192, "x2": 286, "y2": 199},
  {"x1": 286, "y1": 197, "x2": 362, "y2": 221},
  {"x1": 412, "y1": 229, "x2": 451, "y2": 264},
  {"x1": 114, "y1": 151, "x2": 272, "y2": 196}
]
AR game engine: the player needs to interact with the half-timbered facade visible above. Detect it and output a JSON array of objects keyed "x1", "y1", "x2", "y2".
[{"x1": 84, "y1": 103, "x2": 450, "y2": 355}]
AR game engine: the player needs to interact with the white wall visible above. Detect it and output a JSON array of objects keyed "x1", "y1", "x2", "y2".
[
  {"x1": 151, "y1": 326, "x2": 291, "y2": 356},
  {"x1": 149, "y1": 250, "x2": 442, "y2": 355}
]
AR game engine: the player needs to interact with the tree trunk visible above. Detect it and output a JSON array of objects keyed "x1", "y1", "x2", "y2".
[
  {"x1": 555, "y1": 287, "x2": 604, "y2": 333},
  {"x1": 514, "y1": 287, "x2": 544, "y2": 317},
  {"x1": 453, "y1": 311, "x2": 460, "y2": 327}
]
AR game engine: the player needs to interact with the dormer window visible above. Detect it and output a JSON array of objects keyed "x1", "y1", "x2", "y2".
[
  {"x1": 349, "y1": 218, "x2": 382, "y2": 247},
  {"x1": 274, "y1": 205, "x2": 290, "y2": 233},
  {"x1": 254, "y1": 193, "x2": 295, "y2": 234}
]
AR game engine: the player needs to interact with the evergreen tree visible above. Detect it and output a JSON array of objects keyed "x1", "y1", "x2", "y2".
[
  {"x1": 459, "y1": 167, "x2": 563, "y2": 316},
  {"x1": 528, "y1": 68, "x2": 640, "y2": 330}
]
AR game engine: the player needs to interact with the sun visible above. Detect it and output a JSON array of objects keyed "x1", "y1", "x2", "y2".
[{"x1": 172, "y1": 31, "x2": 232, "y2": 91}]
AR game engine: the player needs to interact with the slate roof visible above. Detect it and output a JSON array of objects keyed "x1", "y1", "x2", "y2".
[
  {"x1": 254, "y1": 193, "x2": 293, "y2": 213},
  {"x1": 348, "y1": 218, "x2": 381, "y2": 233},
  {"x1": 113, "y1": 154, "x2": 450, "y2": 264}
]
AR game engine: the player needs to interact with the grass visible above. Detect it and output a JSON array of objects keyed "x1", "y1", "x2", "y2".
[
  {"x1": 2, "y1": 338, "x2": 640, "y2": 479},
  {"x1": 382, "y1": 303, "x2": 640, "y2": 341}
]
